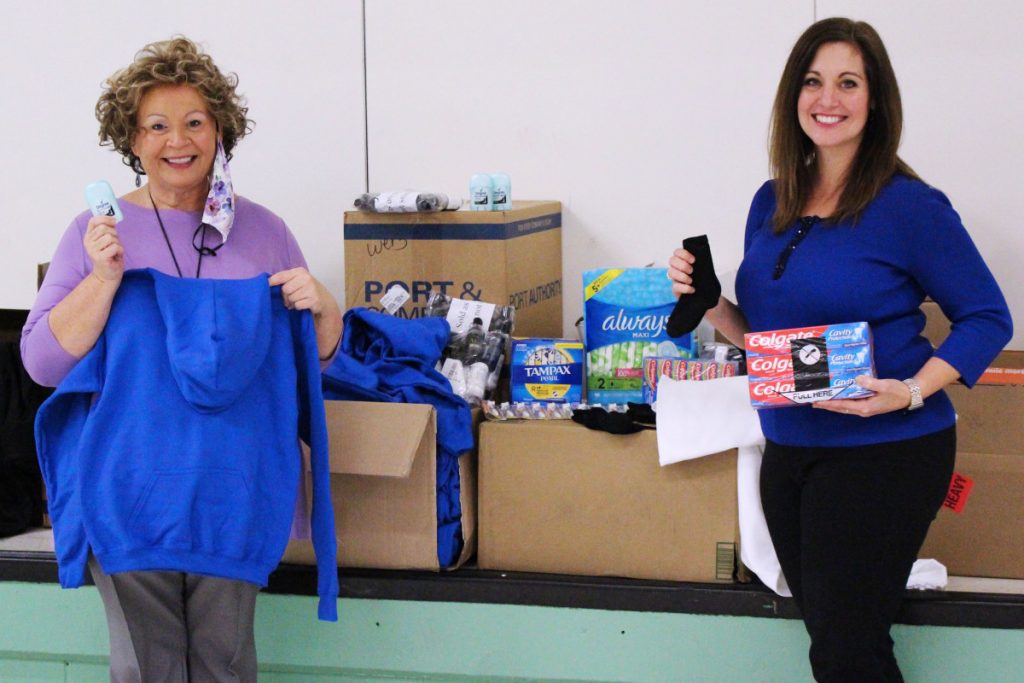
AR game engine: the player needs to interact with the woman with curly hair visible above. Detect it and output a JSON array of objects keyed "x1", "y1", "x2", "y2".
[{"x1": 22, "y1": 37, "x2": 342, "y2": 682}]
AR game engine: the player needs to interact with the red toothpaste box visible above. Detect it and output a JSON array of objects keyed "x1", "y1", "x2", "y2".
[
  {"x1": 641, "y1": 356, "x2": 742, "y2": 403},
  {"x1": 744, "y1": 322, "x2": 876, "y2": 409}
]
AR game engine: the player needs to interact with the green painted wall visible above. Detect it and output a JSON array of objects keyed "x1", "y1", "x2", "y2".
[{"x1": 1, "y1": 582, "x2": 1022, "y2": 682}]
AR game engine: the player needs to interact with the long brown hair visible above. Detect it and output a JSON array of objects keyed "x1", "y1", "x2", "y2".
[{"x1": 769, "y1": 18, "x2": 919, "y2": 232}]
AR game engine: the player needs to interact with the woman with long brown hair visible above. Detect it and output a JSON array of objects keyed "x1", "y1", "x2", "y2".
[{"x1": 669, "y1": 18, "x2": 1011, "y2": 681}]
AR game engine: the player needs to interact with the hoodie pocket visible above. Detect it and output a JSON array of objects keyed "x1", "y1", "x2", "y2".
[{"x1": 128, "y1": 468, "x2": 258, "y2": 560}]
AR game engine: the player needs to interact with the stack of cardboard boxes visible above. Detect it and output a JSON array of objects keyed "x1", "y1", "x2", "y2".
[
  {"x1": 286, "y1": 201, "x2": 564, "y2": 571},
  {"x1": 917, "y1": 301, "x2": 1024, "y2": 578},
  {"x1": 289, "y1": 208, "x2": 1019, "y2": 586}
]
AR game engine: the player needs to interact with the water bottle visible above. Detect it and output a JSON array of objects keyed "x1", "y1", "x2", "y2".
[
  {"x1": 489, "y1": 304, "x2": 516, "y2": 335},
  {"x1": 461, "y1": 318, "x2": 489, "y2": 402},
  {"x1": 482, "y1": 333, "x2": 506, "y2": 393},
  {"x1": 463, "y1": 318, "x2": 487, "y2": 361},
  {"x1": 425, "y1": 292, "x2": 451, "y2": 319}
]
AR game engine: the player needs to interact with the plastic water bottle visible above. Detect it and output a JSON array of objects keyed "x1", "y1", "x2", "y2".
[
  {"x1": 463, "y1": 318, "x2": 487, "y2": 361},
  {"x1": 461, "y1": 318, "x2": 488, "y2": 402},
  {"x1": 482, "y1": 333, "x2": 505, "y2": 393},
  {"x1": 425, "y1": 292, "x2": 451, "y2": 319}
]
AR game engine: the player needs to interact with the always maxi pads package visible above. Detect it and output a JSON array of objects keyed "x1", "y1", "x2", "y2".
[{"x1": 583, "y1": 268, "x2": 699, "y2": 404}]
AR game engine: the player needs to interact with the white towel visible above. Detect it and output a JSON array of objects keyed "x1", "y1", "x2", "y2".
[
  {"x1": 655, "y1": 375, "x2": 788, "y2": 595},
  {"x1": 737, "y1": 444, "x2": 790, "y2": 596},
  {"x1": 907, "y1": 559, "x2": 948, "y2": 590},
  {"x1": 655, "y1": 375, "x2": 764, "y2": 465}
]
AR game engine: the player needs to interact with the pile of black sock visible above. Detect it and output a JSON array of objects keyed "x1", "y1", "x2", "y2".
[{"x1": 571, "y1": 402, "x2": 656, "y2": 435}]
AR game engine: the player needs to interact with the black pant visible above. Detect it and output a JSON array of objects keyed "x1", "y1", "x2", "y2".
[{"x1": 761, "y1": 426, "x2": 955, "y2": 683}]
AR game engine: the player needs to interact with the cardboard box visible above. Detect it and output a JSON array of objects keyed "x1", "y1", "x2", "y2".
[
  {"x1": 945, "y1": 351, "x2": 1024, "y2": 454},
  {"x1": 919, "y1": 301, "x2": 1023, "y2": 453},
  {"x1": 919, "y1": 300, "x2": 951, "y2": 348},
  {"x1": 917, "y1": 300, "x2": 1023, "y2": 577},
  {"x1": 478, "y1": 420, "x2": 739, "y2": 583},
  {"x1": 344, "y1": 200, "x2": 563, "y2": 338},
  {"x1": 919, "y1": 451, "x2": 1024, "y2": 578},
  {"x1": 282, "y1": 401, "x2": 476, "y2": 571}
]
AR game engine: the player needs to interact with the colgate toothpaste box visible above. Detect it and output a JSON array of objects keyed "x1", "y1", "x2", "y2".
[
  {"x1": 744, "y1": 322, "x2": 871, "y2": 357},
  {"x1": 744, "y1": 322, "x2": 876, "y2": 408}
]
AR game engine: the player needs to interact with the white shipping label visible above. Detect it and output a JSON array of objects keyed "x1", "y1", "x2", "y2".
[
  {"x1": 373, "y1": 191, "x2": 419, "y2": 213},
  {"x1": 379, "y1": 284, "x2": 411, "y2": 314},
  {"x1": 445, "y1": 299, "x2": 496, "y2": 333}
]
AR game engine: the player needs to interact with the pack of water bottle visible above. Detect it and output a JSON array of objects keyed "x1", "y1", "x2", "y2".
[{"x1": 425, "y1": 293, "x2": 516, "y2": 404}]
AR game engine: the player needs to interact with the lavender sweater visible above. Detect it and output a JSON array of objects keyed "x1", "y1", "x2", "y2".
[{"x1": 22, "y1": 196, "x2": 309, "y2": 387}]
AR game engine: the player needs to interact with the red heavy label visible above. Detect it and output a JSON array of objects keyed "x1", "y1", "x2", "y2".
[{"x1": 943, "y1": 472, "x2": 974, "y2": 513}]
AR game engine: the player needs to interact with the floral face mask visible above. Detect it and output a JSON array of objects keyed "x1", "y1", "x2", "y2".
[{"x1": 202, "y1": 139, "x2": 235, "y2": 244}]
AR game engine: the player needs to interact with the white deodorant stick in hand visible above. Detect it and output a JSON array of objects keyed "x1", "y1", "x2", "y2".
[{"x1": 85, "y1": 180, "x2": 124, "y2": 222}]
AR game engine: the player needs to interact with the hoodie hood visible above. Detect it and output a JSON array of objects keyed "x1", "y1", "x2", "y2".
[{"x1": 151, "y1": 269, "x2": 272, "y2": 413}]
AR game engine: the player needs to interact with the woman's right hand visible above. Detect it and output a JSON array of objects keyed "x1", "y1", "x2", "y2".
[
  {"x1": 85, "y1": 215, "x2": 125, "y2": 283},
  {"x1": 668, "y1": 247, "x2": 695, "y2": 296}
]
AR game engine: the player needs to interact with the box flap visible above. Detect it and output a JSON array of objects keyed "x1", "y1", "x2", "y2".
[{"x1": 324, "y1": 401, "x2": 434, "y2": 477}]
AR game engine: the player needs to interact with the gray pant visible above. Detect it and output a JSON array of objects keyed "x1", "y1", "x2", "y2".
[{"x1": 89, "y1": 558, "x2": 259, "y2": 683}]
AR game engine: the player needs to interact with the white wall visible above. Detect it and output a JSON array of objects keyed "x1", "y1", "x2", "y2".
[
  {"x1": 819, "y1": 0, "x2": 1023, "y2": 348},
  {"x1": 2, "y1": 1, "x2": 1021, "y2": 348},
  {"x1": 0, "y1": 0, "x2": 364, "y2": 308}
]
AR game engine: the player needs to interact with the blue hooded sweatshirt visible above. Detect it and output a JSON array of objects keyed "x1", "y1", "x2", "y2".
[
  {"x1": 322, "y1": 309, "x2": 474, "y2": 567},
  {"x1": 35, "y1": 269, "x2": 339, "y2": 621}
]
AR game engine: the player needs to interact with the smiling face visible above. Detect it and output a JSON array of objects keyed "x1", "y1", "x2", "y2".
[
  {"x1": 132, "y1": 83, "x2": 217, "y2": 204},
  {"x1": 797, "y1": 42, "x2": 870, "y2": 159}
]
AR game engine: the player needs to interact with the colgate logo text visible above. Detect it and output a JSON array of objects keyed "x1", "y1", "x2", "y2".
[
  {"x1": 751, "y1": 381, "x2": 794, "y2": 397},
  {"x1": 747, "y1": 331, "x2": 816, "y2": 349},
  {"x1": 750, "y1": 356, "x2": 793, "y2": 375}
]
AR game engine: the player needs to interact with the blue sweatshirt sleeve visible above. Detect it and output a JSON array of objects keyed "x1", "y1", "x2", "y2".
[
  {"x1": 34, "y1": 335, "x2": 106, "y2": 588},
  {"x1": 294, "y1": 309, "x2": 340, "y2": 621},
  {"x1": 902, "y1": 185, "x2": 1012, "y2": 386}
]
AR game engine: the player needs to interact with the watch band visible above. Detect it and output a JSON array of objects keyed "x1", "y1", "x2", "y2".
[{"x1": 902, "y1": 378, "x2": 924, "y2": 411}]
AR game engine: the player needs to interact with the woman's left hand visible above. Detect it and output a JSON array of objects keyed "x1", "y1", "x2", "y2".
[
  {"x1": 269, "y1": 267, "x2": 329, "y2": 314},
  {"x1": 269, "y1": 267, "x2": 344, "y2": 361},
  {"x1": 813, "y1": 375, "x2": 911, "y2": 418}
]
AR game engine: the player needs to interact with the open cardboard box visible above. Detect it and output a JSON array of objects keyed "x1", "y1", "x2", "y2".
[
  {"x1": 477, "y1": 420, "x2": 739, "y2": 583},
  {"x1": 282, "y1": 401, "x2": 476, "y2": 571}
]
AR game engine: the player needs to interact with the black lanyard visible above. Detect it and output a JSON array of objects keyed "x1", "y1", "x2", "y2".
[{"x1": 149, "y1": 189, "x2": 223, "y2": 278}]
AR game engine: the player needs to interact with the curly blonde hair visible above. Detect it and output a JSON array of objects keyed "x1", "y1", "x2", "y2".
[{"x1": 96, "y1": 36, "x2": 253, "y2": 175}]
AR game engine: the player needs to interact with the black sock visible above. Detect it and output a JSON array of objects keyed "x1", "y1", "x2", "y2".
[
  {"x1": 666, "y1": 234, "x2": 721, "y2": 337},
  {"x1": 571, "y1": 407, "x2": 644, "y2": 434}
]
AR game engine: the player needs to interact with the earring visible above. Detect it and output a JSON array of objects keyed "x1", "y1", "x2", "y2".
[{"x1": 135, "y1": 172, "x2": 142, "y2": 188}]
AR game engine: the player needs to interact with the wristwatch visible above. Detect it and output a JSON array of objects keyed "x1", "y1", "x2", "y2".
[{"x1": 902, "y1": 378, "x2": 924, "y2": 411}]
